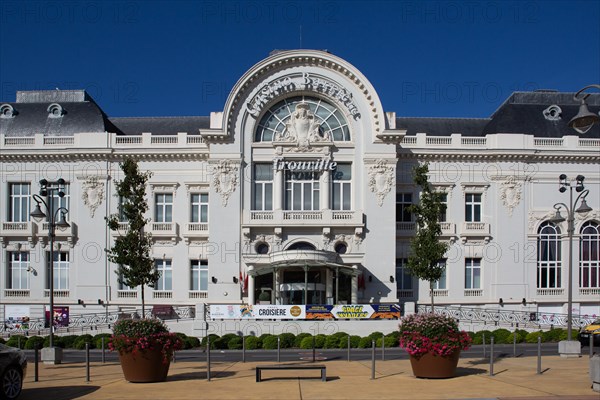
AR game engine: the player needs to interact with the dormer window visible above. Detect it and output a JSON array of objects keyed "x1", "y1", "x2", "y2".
[
  {"x1": 47, "y1": 103, "x2": 64, "y2": 118},
  {"x1": 0, "y1": 104, "x2": 16, "y2": 118}
]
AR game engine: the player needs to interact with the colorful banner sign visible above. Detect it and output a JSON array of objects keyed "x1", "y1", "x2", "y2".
[
  {"x1": 4, "y1": 305, "x2": 31, "y2": 329},
  {"x1": 44, "y1": 306, "x2": 70, "y2": 327},
  {"x1": 210, "y1": 304, "x2": 400, "y2": 320}
]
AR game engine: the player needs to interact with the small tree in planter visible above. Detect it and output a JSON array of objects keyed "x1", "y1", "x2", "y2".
[
  {"x1": 406, "y1": 164, "x2": 448, "y2": 310},
  {"x1": 106, "y1": 158, "x2": 159, "y2": 317}
]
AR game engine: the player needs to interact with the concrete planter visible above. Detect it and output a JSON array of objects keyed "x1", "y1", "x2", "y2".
[{"x1": 409, "y1": 350, "x2": 461, "y2": 379}]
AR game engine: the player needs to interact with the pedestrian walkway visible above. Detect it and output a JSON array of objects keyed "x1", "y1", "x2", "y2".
[{"x1": 20, "y1": 355, "x2": 597, "y2": 400}]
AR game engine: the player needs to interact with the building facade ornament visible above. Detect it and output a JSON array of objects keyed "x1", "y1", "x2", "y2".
[
  {"x1": 528, "y1": 210, "x2": 558, "y2": 234},
  {"x1": 499, "y1": 176, "x2": 522, "y2": 217},
  {"x1": 212, "y1": 160, "x2": 239, "y2": 207},
  {"x1": 368, "y1": 159, "x2": 394, "y2": 207},
  {"x1": 274, "y1": 103, "x2": 332, "y2": 151},
  {"x1": 81, "y1": 177, "x2": 105, "y2": 218}
]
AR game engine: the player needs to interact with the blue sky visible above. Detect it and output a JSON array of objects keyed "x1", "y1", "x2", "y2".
[{"x1": 1, "y1": 0, "x2": 599, "y2": 118}]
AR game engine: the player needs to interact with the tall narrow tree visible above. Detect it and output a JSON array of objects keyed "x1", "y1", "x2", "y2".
[
  {"x1": 406, "y1": 163, "x2": 449, "y2": 310},
  {"x1": 106, "y1": 158, "x2": 159, "y2": 317}
]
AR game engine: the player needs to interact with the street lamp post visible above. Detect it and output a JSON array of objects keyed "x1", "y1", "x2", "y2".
[
  {"x1": 568, "y1": 84, "x2": 600, "y2": 134},
  {"x1": 550, "y1": 174, "x2": 592, "y2": 357},
  {"x1": 30, "y1": 178, "x2": 69, "y2": 364}
]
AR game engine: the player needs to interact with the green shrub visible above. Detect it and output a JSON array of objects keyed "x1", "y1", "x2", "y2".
[
  {"x1": 228, "y1": 336, "x2": 242, "y2": 350},
  {"x1": 61, "y1": 335, "x2": 78, "y2": 349},
  {"x1": 73, "y1": 334, "x2": 94, "y2": 350},
  {"x1": 358, "y1": 336, "x2": 373, "y2": 348},
  {"x1": 507, "y1": 331, "x2": 525, "y2": 344},
  {"x1": 201, "y1": 334, "x2": 219, "y2": 349},
  {"x1": 542, "y1": 328, "x2": 566, "y2": 343},
  {"x1": 24, "y1": 336, "x2": 44, "y2": 349},
  {"x1": 384, "y1": 335, "x2": 399, "y2": 348},
  {"x1": 348, "y1": 335, "x2": 361, "y2": 348},
  {"x1": 491, "y1": 328, "x2": 512, "y2": 344},
  {"x1": 472, "y1": 330, "x2": 492, "y2": 345},
  {"x1": 525, "y1": 331, "x2": 543, "y2": 343},
  {"x1": 262, "y1": 335, "x2": 278, "y2": 349},
  {"x1": 94, "y1": 333, "x2": 112, "y2": 350},
  {"x1": 214, "y1": 334, "x2": 238, "y2": 350},
  {"x1": 324, "y1": 335, "x2": 340, "y2": 349},
  {"x1": 6, "y1": 335, "x2": 27, "y2": 349},
  {"x1": 43, "y1": 335, "x2": 65, "y2": 348},
  {"x1": 368, "y1": 331, "x2": 384, "y2": 341},
  {"x1": 314, "y1": 334, "x2": 326, "y2": 348},
  {"x1": 558, "y1": 329, "x2": 569, "y2": 341},
  {"x1": 185, "y1": 336, "x2": 200, "y2": 349},
  {"x1": 245, "y1": 336, "x2": 261, "y2": 350},
  {"x1": 0, "y1": 337, "x2": 5, "y2": 344},
  {"x1": 294, "y1": 333, "x2": 311, "y2": 348},
  {"x1": 299, "y1": 336, "x2": 314, "y2": 349},
  {"x1": 279, "y1": 333, "x2": 295, "y2": 349}
]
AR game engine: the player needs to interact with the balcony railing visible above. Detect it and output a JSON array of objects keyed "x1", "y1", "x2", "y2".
[
  {"x1": 44, "y1": 290, "x2": 69, "y2": 298},
  {"x1": 461, "y1": 222, "x2": 490, "y2": 238},
  {"x1": 397, "y1": 290, "x2": 414, "y2": 298},
  {"x1": 244, "y1": 210, "x2": 363, "y2": 227},
  {"x1": 464, "y1": 289, "x2": 483, "y2": 297},
  {"x1": 4, "y1": 289, "x2": 30, "y2": 298},
  {"x1": 431, "y1": 289, "x2": 448, "y2": 297},
  {"x1": 579, "y1": 288, "x2": 600, "y2": 296},
  {"x1": 150, "y1": 222, "x2": 178, "y2": 241},
  {"x1": 537, "y1": 288, "x2": 565, "y2": 296},
  {"x1": 117, "y1": 290, "x2": 138, "y2": 299},
  {"x1": 153, "y1": 291, "x2": 173, "y2": 299},
  {"x1": 189, "y1": 291, "x2": 208, "y2": 299}
]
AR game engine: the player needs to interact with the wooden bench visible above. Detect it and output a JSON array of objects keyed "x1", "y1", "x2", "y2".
[{"x1": 255, "y1": 364, "x2": 326, "y2": 382}]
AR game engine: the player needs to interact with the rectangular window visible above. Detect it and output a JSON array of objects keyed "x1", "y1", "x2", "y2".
[
  {"x1": 190, "y1": 260, "x2": 208, "y2": 291},
  {"x1": 433, "y1": 259, "x2": 447, "y2": 290},
  {"x1": 191, "y1": 193, "x2": 209, "y2": 223},
  {"x1": 465, "y1": 258, "x2": 481, "y2": 289},
  {"x1": 396, "y1": 193, "x2": 412, "y2": 222},
  {"x1": 9, "y1": 183, "x2": 30, "y2": 222},
  {"x1": 332, "y1": 164, "x2": 352, "y2": 210},
  {"x1": 253, "y1": 164, "x2": 273, "y2": 211},
  {"x1": 465, "y1": 193, "x2": 482, "y2": 222},
  {"x1": 8, "y1": 252, "x2": 30, "y2": 289},
  {"x1": 284, "y1": 171, "x2": 320, "y2": 211},
  {"x1": 438, "y1": 193, "x2": 448, "y2": 222},
  {"x1": 48, "y1": 183, "x2": 70, "y2": 221},
  {"x1": 395, "y1": 258, "x2": 412, "y2": 290},
  {"x1": 155, "y1": 259, "x2": 172, "y2": 291},
  {"x1": 46, "y1": 252, "x2": 69, "y2": 290},
  {"x1": 155, "y1": 194, "x2": 173, "y2": 223}
]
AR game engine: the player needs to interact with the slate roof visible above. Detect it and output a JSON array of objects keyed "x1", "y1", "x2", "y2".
[
  {"x1": 396, "y1": 91, "x2": 600, "y2": 138},
  {"x1": 109, "y1": 116, "x2": 210, "y2": 136}
]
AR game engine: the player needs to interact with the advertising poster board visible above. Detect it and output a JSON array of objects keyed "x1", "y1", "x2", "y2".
[
  {"x1": 44, "y1": 306, "x2": 70, "y2": 327},
  {"x1": 211, "y1": 304, "x2": 400, "y2": 320},
  {"x1": 4, "y1": 305, "x2": 31, "y2": 329}
]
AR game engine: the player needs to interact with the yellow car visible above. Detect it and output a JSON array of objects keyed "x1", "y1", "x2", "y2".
[{"x1": 578, "y1": 318, "x2": 600, "y2": 346}]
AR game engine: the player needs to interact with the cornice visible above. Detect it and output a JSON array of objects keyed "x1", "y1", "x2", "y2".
[
  {"x1": 0, "y1": 149, "x2": 210, "y2": 162},
  {"x1": 396, "y1": 150, "x2": 600, "y2": 163}
]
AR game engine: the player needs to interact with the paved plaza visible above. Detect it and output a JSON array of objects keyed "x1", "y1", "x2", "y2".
[{"x1": 20, "y1": 354, "x2": 598, "y2": 400}]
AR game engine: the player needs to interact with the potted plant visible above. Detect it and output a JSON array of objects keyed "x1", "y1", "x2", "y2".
[
  {"x1": 109, "y1": 318, "x2": 183, "y2": 383},
  {"x1": 399, "y1": 313, "x2": 472, "y2": 378}
]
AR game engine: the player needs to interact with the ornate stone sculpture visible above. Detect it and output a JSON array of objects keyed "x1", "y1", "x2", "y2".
[
  {"x1": 81, "y1": 177, "x2": 105, "y2": 218},
  {"x1": 212, "y1": 160, "x2": 239, "y2": 207},
  {"x1": 499, "y1": 176, "x2": 522, "y2": 217},
  {"x1": 368, "y1": 159, "x2": 394, "y2": 207},
  {"x1": 275, "y1": 102, "x2": 330, "y2": 151}
]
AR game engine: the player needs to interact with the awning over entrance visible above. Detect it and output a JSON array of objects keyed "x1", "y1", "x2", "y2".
[{"x1": 247, "y1": 249, "x2": 357, "y2": 276}]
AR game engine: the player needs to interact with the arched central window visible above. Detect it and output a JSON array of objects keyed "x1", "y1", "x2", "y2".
[
  {"x1": 580, "y1": 221, "x2": 600, "y2": 289},
  {"x1": 255, "y1": 96, "x2": 350, "y2": 142},
  {"x1": 537, "y1": 222, "x2": 562, "y2": 289}
]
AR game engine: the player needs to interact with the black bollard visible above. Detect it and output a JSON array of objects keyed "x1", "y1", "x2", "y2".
[
  {"x1": 312, "y1": 336, "x2": 316, "y2": 363},
  {"x1": 381, "y1": 334, "x2": 385, "y2": 361},
  {"x1": 101, "y1": 337, "x2": 105, "y2": 364},
  {"x1": 277, "y1": 336, "x2": 281, "y2": 363},
  {"x1": 489, "y1": 337, "x2": 494, "y2": 376},
  {"x1": 536, "y1": 336, "x2": 542, "y2": 374},
  {"x1": 347, "y1": 335, "x2": 351, "y2": 362},
  {"x1": 513, "y1": 331, "x2": 517, "y2": 357},
  {"x1": 242, "y1": 334, "x2": 246, "y2": 363},
  {"x1": 34, "y1": 345, "x2": 39, "y2": 382},
  {"x1": 85, "y1": 342, "x2": 90, "y2": 382}
]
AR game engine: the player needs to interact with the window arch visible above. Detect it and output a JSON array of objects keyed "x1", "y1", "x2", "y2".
[
  {"x1": 580, "y1": 221, "x2": 600, "y2": 289},
  {"x1": 537, "y1": 221, "x2": 562, "y2": 289},
  {"x1": 286, "y1": 241, "x2": 316, "y2": 251},
  {"x1": 255, "y1": 96, "x2": 350, "y2": 142}
]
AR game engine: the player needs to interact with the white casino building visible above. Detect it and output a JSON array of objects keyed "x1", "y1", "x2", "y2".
[{"x1": 0, "y1": 50, "x2": 599, "y2": 334}]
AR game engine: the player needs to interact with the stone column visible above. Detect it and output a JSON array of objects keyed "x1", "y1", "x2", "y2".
[
  {"x1": 325, "y1": 268, "x2": 333, "y2": 304},
  {"x1": 320, "y1": 170, "x2": 330, "y2": 210},
  {"x1": 274, "y1": 169, "x2": 283, "y2": 210},
  {"x1": 248, "y1": 265, "x2": 255, "y2": 304}
]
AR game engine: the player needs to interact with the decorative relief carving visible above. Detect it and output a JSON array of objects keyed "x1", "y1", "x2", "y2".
[
  {"x1": 576, "y1": 210, "x2": 600, "y2": 223},
  {"x1": 274, "y1": 103, "x2": 332, "y2": 152},
  {"x1": 499, "y1": 176, "x2": 522, "y2": 217},
  {"x1": 81, "y1": 177, "x2": 104, "y2": 218},
  {"x1": 368, "y1": 159, "x2": 394, "y2": 207},
  {"x1": 528, "y1": 210, "x2": 557, "y2": 233},
  {"x1": 212, "y1": 160, "x2": 239, "y2": 206}
]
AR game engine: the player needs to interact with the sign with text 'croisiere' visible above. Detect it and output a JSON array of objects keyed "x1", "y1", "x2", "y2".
[{"x1": 209, "y1": 304, "x2": 401, "y2": 320}]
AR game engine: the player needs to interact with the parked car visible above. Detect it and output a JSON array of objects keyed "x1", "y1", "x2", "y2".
[
  {"x1": 0, "y1": 343, "x2": 27, "y2": 400},
  {"x1": 578, "y1": 318, "x2": 600, "y2": 346}
]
